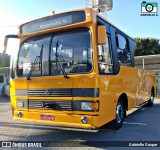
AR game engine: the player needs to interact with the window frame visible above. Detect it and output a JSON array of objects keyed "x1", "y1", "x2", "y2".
[
  {"x1": 115, "y1": 32, "x2": 132, "y2": 66},
  {"x1": 98, "y1": 33, "x2": 114, "y2": 75}
]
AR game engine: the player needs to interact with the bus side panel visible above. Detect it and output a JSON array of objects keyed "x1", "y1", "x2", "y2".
[
  {"x1": 138, "y1": 69, "x2": 150, "y2": 102},
  {"x1": 146, "y1": 71, "x2": 156, "y2": 98},
  {"x1": 98, "y1": 76, "x2": 118, "y2": 127},
  {"x1": 98, "y1": 68, "x2": 156, "y2": 128},
  {"x1": 139, "y1": 70, "x2": 156, "y2": 101},
  {"x1": 115, "y1": 66, "x2": 139, "y2": 110}
]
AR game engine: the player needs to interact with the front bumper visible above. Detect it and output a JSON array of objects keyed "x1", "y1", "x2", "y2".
[{"x1": 14, "y1": 111, "x2": 99, "y2": 129}]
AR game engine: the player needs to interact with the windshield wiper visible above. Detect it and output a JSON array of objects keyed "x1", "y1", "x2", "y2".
[
  {"x1": 55, "y1": 41, "x2": 69, "y2": 78},
  {"x1": 27, "y1": 44, "x2": 43, "y2": 80}
]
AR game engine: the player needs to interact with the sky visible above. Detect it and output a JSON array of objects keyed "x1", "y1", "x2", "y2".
[{"x1": 0, "y1": 0, "x2": 160, "y2": 54}]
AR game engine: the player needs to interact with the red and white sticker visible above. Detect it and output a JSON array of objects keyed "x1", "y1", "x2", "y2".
[{"x1": 40, "y1": 114, "x2": 54, "y2": 121}]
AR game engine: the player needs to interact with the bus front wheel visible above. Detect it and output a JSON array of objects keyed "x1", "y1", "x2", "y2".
[{"x1": 110, "y1": 99, "x2": 125, "y2": 130}]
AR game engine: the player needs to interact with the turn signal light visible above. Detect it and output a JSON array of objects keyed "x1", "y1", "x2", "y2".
[{"x1": 92, "y1": 102, "x2": 99, "y2": 111}]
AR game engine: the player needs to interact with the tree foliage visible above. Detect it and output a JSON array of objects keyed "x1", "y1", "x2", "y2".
[
  {"x1": 0, "y1": 53, "x2": 10, "y2": 67},
  {"x1": 134, "y1": 38, "x2": 160, "y2": 56}
]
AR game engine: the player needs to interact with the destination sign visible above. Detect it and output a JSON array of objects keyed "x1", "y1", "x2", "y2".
[
  {"x1": 39, "y1": 15, "x2": 72, "y2": 30},
  {"x1": 20, "y1": 11, "x2": 86, "y2": 34}
]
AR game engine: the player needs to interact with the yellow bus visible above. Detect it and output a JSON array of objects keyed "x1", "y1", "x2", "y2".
[{"x1": 3, "y1": 8, "x2": 156, "y2": 130}]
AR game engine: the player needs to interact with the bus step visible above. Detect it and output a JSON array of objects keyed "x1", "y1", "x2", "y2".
[
  {"x1": 134, "y1": 106, "x2": 140, "y2": 108},
  {"x1": 134, "y1": 101, "x2": 148, "y2": 108}
]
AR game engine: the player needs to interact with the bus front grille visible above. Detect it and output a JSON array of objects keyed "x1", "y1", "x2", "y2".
[
  {"x1": 28, "y1": 88, "x2": 72, "y2": 97},
  {"x1": 28, "y1": 100, "x2": 72, "y2": 111}
]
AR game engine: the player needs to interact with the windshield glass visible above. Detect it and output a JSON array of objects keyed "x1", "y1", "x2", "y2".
[{"x1": 17, "y1": 28, "x2": 92, "y2": 77}]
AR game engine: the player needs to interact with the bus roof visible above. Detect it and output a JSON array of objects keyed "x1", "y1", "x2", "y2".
[{"x1": 19, "y1": 8, "x2": 135, "y2": 42}]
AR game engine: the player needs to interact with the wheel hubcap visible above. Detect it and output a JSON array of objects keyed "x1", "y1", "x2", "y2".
[
  {"x1": 151, "y1": 94, "x2": 154, "y2": 103},
  {"x1": 116, "y1": 103, "x2": 124, "y2": 124}
]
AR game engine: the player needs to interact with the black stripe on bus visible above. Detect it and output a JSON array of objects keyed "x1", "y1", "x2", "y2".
[{"x1": 16, "y1": 88, "x2": 99, "y2": 97}]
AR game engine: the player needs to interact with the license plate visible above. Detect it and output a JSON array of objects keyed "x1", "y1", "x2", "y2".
[{"x1": 40, "y1": 114, "x2": 54, "y2": 121}]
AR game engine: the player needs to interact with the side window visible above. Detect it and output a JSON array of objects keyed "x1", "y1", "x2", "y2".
[
  {"x1": 98, "y1": 34, "x2": 113, "y2": 74},
  {"x1": 116, "y1": 33, "x2": 131, "y2": 65}
]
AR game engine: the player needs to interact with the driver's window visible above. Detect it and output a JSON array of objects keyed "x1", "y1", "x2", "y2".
[{"x1": 98, "y1": 34, "x2": 113, "y2": 74}]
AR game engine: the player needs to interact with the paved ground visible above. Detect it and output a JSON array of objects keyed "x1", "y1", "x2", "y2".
[{"x1": 0, "y1": 97, "x2": 160, "y2": 150}]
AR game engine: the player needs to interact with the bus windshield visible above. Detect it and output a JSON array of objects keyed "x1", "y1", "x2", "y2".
[{"x1": 17, "y1": 28, "x2": 92, "y2": 77}]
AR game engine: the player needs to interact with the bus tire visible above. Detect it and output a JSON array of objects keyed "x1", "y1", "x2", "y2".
[
  {"x1": 110, "y1": 99, "x2": 125, "y2": 130},
  {"x1": 147, "y1": 90, "x2": 154, "y2": 107}
]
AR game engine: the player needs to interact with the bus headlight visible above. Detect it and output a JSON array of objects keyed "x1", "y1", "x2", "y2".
[
  {"x1": 17, "y1": 100, "x2": 24, "y2": 108},
  {"x1": 81, "y1": 102, "x2": 92, "y2": 110},
  {"x1": 81, "y1": 102, "x2": 99, "y2": 111},
  {"x1": 17, "y1": 99, "x2": 28, "y2": 108}
]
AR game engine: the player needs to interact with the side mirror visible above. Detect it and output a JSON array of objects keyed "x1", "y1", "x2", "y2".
[
  {"x1": 97, "y1": 25, "x2": 106, "y2": 45},
  {"x1": 3, "y1": 35, "x2": 18, "y2": 53}
]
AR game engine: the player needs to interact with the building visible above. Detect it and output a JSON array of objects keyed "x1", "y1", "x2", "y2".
[{"x1": 135, "y1": 54, "x2": 160, "y2": 73}]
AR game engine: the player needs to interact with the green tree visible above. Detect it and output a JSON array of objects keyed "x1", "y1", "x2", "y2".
[{"x1": 134, "y1": 38, "x2": 160, "y2": 56}]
